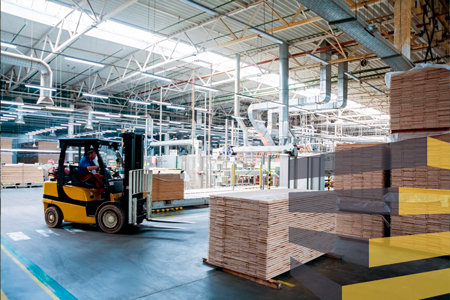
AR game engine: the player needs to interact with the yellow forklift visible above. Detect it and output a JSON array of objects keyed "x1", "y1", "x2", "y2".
[{"x1": 42, "y1": 132, "x2": 190, "y2": 233}]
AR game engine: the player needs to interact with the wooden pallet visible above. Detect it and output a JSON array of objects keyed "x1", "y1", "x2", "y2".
[{"x1": 203, "y1": 258, "x2": 282, "y2": 290}]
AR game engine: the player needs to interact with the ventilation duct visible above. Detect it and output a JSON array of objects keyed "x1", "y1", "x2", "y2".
[
  {"x1": 85, "y1": 111, "x2": 94, "y2": 130},
  {"x1": 248, "y1": 59, "x2": 348, "y2": 145},
  {"x1": 298, "y1": 41, "x2": 332, "y2": 105},
  {"x1": 1, "y1": 51, "x2": 54, "y2": 104},
  {"x1": 15, "y1": 111, "x2": 25, "y2": 124},
  {"x1": 234, "y1": 54, "x2": 249, "y2": 147},
  {"x1": 296, "y1": 0, "x2": 414, "y2": 71}
]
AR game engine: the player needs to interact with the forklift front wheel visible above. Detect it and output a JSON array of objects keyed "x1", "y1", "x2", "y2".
[
  {"x1": 45, "y1": 206, "x2": 63, "y2": 228},
  {"x1": 97, "y1": 204, "x2": 126, "y2": 234}
]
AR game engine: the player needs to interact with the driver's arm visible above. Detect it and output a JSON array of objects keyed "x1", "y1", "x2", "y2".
[{"x1": 86, "y1": 165, "x2": 99, "y2": 171}]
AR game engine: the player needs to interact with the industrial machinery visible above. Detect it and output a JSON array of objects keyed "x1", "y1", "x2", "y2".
[{"x1": 42, "y1": 132, "x2": 189, "y2": 234}]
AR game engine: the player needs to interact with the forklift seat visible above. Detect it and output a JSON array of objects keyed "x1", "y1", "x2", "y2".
[{"x1": 69, "y1": 165, "x2": 102, "y2": 189}]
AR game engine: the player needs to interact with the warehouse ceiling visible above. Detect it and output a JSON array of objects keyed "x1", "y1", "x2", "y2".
[{"x1": 1, "y1": 0, "x2": 449, "y2": 143}]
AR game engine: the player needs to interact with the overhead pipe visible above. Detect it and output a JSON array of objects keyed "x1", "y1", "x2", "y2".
[
  {"x1": 279, "y1": 42, "x2": 290, "y2": 145},
  {"x1": 298, "y1": 41, "x2": 331, "y2": 105},
  {"x1": 293, "y1": 58, "x2": 348, "y2": 111},
  {"x1": 1, "y1": 51, "x2": 54, "y2": 105},
  {"x1": 234, "y1": 54, "x2": 248, "y2": 147},
  {"x1": 296, "y1": 0, "x2": 414, "y2": 71},
  {"x1": 248, "y1": 58, "x2": 348, "y2": 144}
]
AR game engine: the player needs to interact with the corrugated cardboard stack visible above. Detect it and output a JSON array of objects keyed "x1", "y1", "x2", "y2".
[
  {"x1": 389, "y1": 66, "x2": 450, "y2": 238},
  {"x1": 391, "y1": 133, "x2": 450, "y2": 190},
  {"x1": 37, "y1": 141, "x2": 59, "y2": 164},
  {"x1": 334, "y1": 143, "x2": 390, "y2": 239},
  {"x1": 1, "y1": 138, "x2": 13, "y2": 164},
  {"x1": 390, "y1": 67, "x2": 450, "y2": 131},
  {"x1": 1, "y1": 164, "x2": 44, "y2": 185},
  {"x1": 208, "y1": 190, "x2": 336, "y2": 280},
  {"x1": 152, "y1": 173, "x2": 184, "y2": 201},
  {"x1": 336, "y1": 214, "x2": 385, "y2": 239}
]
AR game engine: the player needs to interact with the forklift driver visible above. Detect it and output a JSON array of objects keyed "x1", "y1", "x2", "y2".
[{"x1": 79, "y1": 150, "x2": 104, "y2": 189}]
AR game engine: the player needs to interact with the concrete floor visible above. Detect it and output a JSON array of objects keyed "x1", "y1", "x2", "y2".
[{"x1": 1, "y1": 188, "x2": 449, "y2": 299}]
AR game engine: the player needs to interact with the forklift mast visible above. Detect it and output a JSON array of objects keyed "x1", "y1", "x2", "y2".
[{"x1": 122, "y1": 132, "x2": 144, "y2": 199}]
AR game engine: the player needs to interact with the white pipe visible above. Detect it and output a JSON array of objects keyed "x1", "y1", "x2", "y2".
[
  {"x1": 234, "y1": 54, "x2": 248, "y2": 146},
  {"x1": 1, "y1": 51, "x2": 54, "y2": 105}
]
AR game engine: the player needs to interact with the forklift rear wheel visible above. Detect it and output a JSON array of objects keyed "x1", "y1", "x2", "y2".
[
  {"x1": 97, "y1": 205, "x2": 125, "y2": 234},
  {"x1": 45, "y1": 206, "x2": 63, "y2": 228}
]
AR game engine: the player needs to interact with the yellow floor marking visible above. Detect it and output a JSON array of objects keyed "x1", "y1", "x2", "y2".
[
  {"x1": 1, "y1": 290, "x2": 8, "y2": 300},
  {"x1": 1, "y1": 245, "x2": 58, "y2": 300},
  {"x1": 369, "y1": 232, "x2": 450, "y2": 267},
  {"x1": 343, "y1": 268, "x2": 450, "y2": 300},
  {"x1": 398, "y1": 187, "x2": 450, "y2": 215},
  {"x1": 277, "y1": 280, "x2": 295, "y2": 287},
  {"x1": 428, "y1": 137, "x2": 450, "y2": 170}
]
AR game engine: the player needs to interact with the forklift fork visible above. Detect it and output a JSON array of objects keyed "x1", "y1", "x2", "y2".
[{"x1": 128, "y1": 169, "x2": 193, "y2": 229}]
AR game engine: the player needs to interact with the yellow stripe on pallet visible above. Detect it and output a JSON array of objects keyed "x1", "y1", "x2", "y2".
[
  {"x1": 277, "y1": 280, "x2": 295, "y2": 287},
  {"x1": 398, "y1": 187, "x2": 450, "y2": 215},
  {"x1": 369, "y1": 232, "x2": 450, "y2": 267},
  {"x1": 0, "y1": 245, "x2": 58, "y2": 300},
  {"x1": 427, "y1": 137, "x2": 450, "y2": 170},
  {"x1": 343, "y1": 268, "x2": 450, "y2": 300}
]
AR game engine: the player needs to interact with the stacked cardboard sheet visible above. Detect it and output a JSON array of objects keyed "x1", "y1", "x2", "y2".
[
  {"x1": 152, "y1": 173, "x2": 184, "y2": 201},
  {"x1": 336, "y1": 213, "x2": 385, "y2": 239},
  {"x1": 208, "y1": 190, "x2": 336, "y2": 280},
  {"x1": 389, "y1": 67, "x2": 450, "y2": 131},
  {"x1": 391, "y1": 214, "x2": 450, "y2": 235},
  {"x1": 334, "y1": 143, "x2": 390, "y2": 199},
  {"x1": 1, "y1": 164, "x2": 44, "y2": 184},
  {"x1": 390, "y1": 133, "x2": 450, "y2": 190},
  {"x1": 1, "y1": 138, "x2": 13, "y2": 164},
  {"x1": 334, "y1": 143, "x2": 389, "y2": 238}
]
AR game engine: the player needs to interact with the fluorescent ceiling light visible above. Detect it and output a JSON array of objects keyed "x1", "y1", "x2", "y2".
[
  {"x1": 22, "y1": 105, "x2": 43, "y2": 110},
  {"x1": 68, "y1": 123, "x2": 82, "y2": 126},
  {"x1": 195, "y1": 107, "x2": 208, "y2": 112},
  {"x1": 151, "y1": 100, "x2": 168, "y2": 105},
  {"x1": 167, "y1": 105, "x2": 185, "y2": 110},
  {"x1": 55, "y1": 126, "x2": 66, "y2": 129},
  {"x1": 1, "y1": 100, "x2": 25, "y2": 106},
  {"x1": 344, "y1": 72, "x2": 360, "y2": 82},
  {"x1": 16, "y1": 109, "x2": 36, "y2": 113},
  {"x1": 91, "y1": 111, "x2": 110, "y2": 115},
  {"x1": 193, "y1": 84, "x2": 219, "y2": 92},
  {"x1": 25, "y1": 84, "x2": 56, "y2": 92},
  {"x1": 306, "y1": 53, "x2": 329, "y2": 65},
  {"x1": 83, "y1": 93, "x2": 108, "y2": 99},
  {"x1": 108, "y1": 114, "x2": 121, "y2": 118},
  {"x1": 180, "y1": 0, "x2": 217, "y2": 15},
  {"x1": 169, "y1": 121, "x2": 182, "y2": 124},
  {"x1": 65, "y1": 56, "x2": 104, "y2": 67},
  {"x1": 75, "y1": 121, "x2": 87, "y2": 124},
  {"x1": 249, "y1": 27, "x2": 284, "y2": 44},
  {"x1": 1, "y1": 41, "x2": 16, "y2": 48},
  {"x1": 122, "y1": 114, "x2": 141, "y2": 119},
  {"x1": 129, "y1": 99, "x2": 151, "y2": 105},
  {"x1": 95, "y1": 116, "x2": 111, "y2": 120},
  {"x1": 2, "y1": 114, "x2": 16, "y2": 117},
  {"x1": 46, "y1": 106, "x2": 74, "y2": 112},
  {"x1": 142, "y1": 72, "x2": 172, "y2": 82}
]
